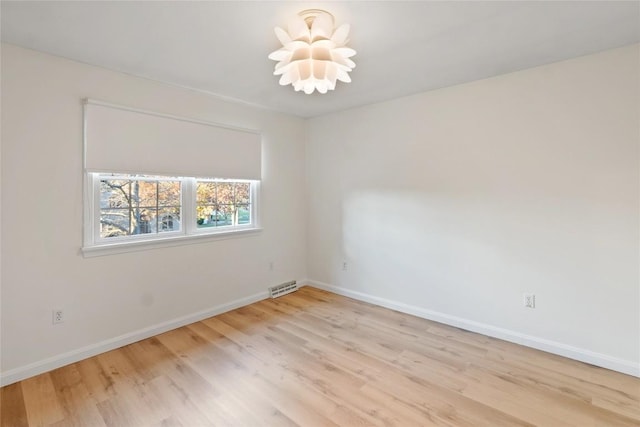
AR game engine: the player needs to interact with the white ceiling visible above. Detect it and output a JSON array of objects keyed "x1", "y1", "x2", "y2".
[{"x1": 2, "y1": 1, "x2": 639, "y2": 118}]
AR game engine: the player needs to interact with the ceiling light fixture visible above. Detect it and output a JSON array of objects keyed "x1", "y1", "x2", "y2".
[{"x1": 268, "y1": 9, "x2": 356, "y2": 94}]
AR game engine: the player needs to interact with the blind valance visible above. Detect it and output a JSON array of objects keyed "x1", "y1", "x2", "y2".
[{"x1": 84, "y1": 100, "x2": 261, "y2": 180}]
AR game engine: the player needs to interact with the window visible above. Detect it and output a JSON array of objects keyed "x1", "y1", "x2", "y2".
[{"x1": 85, "y1": 173, "x2": 259, "y2": 253}]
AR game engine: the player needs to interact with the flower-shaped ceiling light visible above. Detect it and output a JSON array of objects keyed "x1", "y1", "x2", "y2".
[{"x1": 268, "y1": 9, "x2": 356, "y2": 94}]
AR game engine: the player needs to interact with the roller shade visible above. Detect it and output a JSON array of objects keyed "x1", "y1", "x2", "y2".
[{"x1": 84, "y1": 100, "x2": 261, "y2": 180}]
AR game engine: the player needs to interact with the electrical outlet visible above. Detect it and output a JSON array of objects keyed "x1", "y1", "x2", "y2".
[
  {"x1": 269, "y1": 261, "x2": 274, "y2": 271},
  {"x1": 52, "y1": 309, "x2": 64, "y2": 324},
  {"x1": 342, "y1": 261, "x2": 348, "y2": 271},
  {"x1": 524, "y1": 294, "x2": 536, "y2": 309}
]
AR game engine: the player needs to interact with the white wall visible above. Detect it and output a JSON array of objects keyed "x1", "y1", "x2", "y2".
[
  {"x1": 306, "y1": 45, "x2": 640, "y2": 375},
  {"x1": 0, "y1": 44, "x2": 307, "y2": 383}
]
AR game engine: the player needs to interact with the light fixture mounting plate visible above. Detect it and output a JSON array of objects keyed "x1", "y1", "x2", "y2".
[{"x1": 298, "y1": 9, "x2": 334, "y2": 27}]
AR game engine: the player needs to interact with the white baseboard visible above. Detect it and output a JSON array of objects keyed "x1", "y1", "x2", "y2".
[
  {"x1": 0, "y1": 290, "x2": 269, "y2": 387},
  {"x1": 305, "y1": 280, "x2": 640, "y2": 378}
]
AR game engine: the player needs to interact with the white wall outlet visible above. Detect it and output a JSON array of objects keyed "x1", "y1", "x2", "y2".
[
  {"x1": 342, "y1": 261, "x2": 348, "y2": 271},
  {"x1": 269, "y1": 261, "x2": 274, "y2": 271},
  {"x1": 524, "y1": 294, "x2": 536, "y2": 309},
  {"x1": 52, "y1": 309, "x2": 64, "y2": 324}
]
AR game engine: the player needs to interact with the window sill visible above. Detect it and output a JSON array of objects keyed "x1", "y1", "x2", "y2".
[{"x1": 82, "y1": 227, "x2": 262, "y2": 258}]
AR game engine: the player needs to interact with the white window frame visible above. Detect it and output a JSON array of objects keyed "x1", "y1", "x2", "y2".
[{"x1": 83, "y1": 173, "x2": 261, "y2": 257}]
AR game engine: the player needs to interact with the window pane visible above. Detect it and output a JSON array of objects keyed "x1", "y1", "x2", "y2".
[
  {"x1": 197, "y1": 182, "x2": 216, "y2": 204},
  {"x1": 217, "y1": 183, "x2": 234, "y2": 205},
  {"x1": 158, "y1": 181, "x2": 181, "y2": 206},
  {"x1": 132, "y1": 208, "x2": 155, "y2": 235},
  {"x1": 235, "y1": 182, "x2": 250, "y2": 205},
  {"x1": 100, "y1": 208, "x2": 130, "y2": 238},
  {"x1": 237, "y1": 205, "x2": 250, "y2": 224},
  {"x1": 159, "y1": 208, "x2": 181, "y2": 232},
  {"x1": 100, "y1": 179, "x2": 131, "y2": 208},
  {"x1": 135, "y1": 181, "x2": 157, "y2": 207}
]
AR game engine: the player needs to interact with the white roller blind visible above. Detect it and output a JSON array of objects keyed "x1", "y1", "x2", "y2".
[{"x1": 84, "y1": 100, "x2": 261, "y2": 180}]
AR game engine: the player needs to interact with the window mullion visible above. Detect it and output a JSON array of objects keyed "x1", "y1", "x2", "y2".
[
  {"x1": 155, "y1": 180, "x2": 159, "y2": 233},
  {"x1": 92, "y1": 174, "x2": 101, "y2": 245},
  {"x1": 183, "y1": 178, "x2": 196, "y2": 236},
  {"x1": 251, "y1": 181, "x2": 259, "y2": 228}
]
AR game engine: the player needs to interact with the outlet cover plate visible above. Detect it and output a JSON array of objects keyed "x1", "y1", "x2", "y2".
[{"x1": 524, "y1": 294, "x2": 536, "y2": 309}]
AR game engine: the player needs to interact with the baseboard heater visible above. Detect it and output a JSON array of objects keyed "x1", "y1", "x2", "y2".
[{"x1": 269, "y1": 280, "x2": 298, "y2": 298}]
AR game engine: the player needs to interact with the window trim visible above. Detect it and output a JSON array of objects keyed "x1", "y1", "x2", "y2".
[{"x1": 82, "y1": 173, "x2": 261, "y2": 257}]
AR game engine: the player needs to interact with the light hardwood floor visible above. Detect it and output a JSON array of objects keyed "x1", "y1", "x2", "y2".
[{"x1": 1, "y1": 286, "x2": 639, "y2": 426}]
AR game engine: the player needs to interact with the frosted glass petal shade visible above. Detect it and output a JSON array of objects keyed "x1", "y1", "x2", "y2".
[{"x1": 268, "y1": 11, "x2": 356, "y2": 94}]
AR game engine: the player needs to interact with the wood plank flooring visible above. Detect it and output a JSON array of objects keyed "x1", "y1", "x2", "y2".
[{"x1": 2, "y1": 286, "x2": 639, "y2": 426}]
